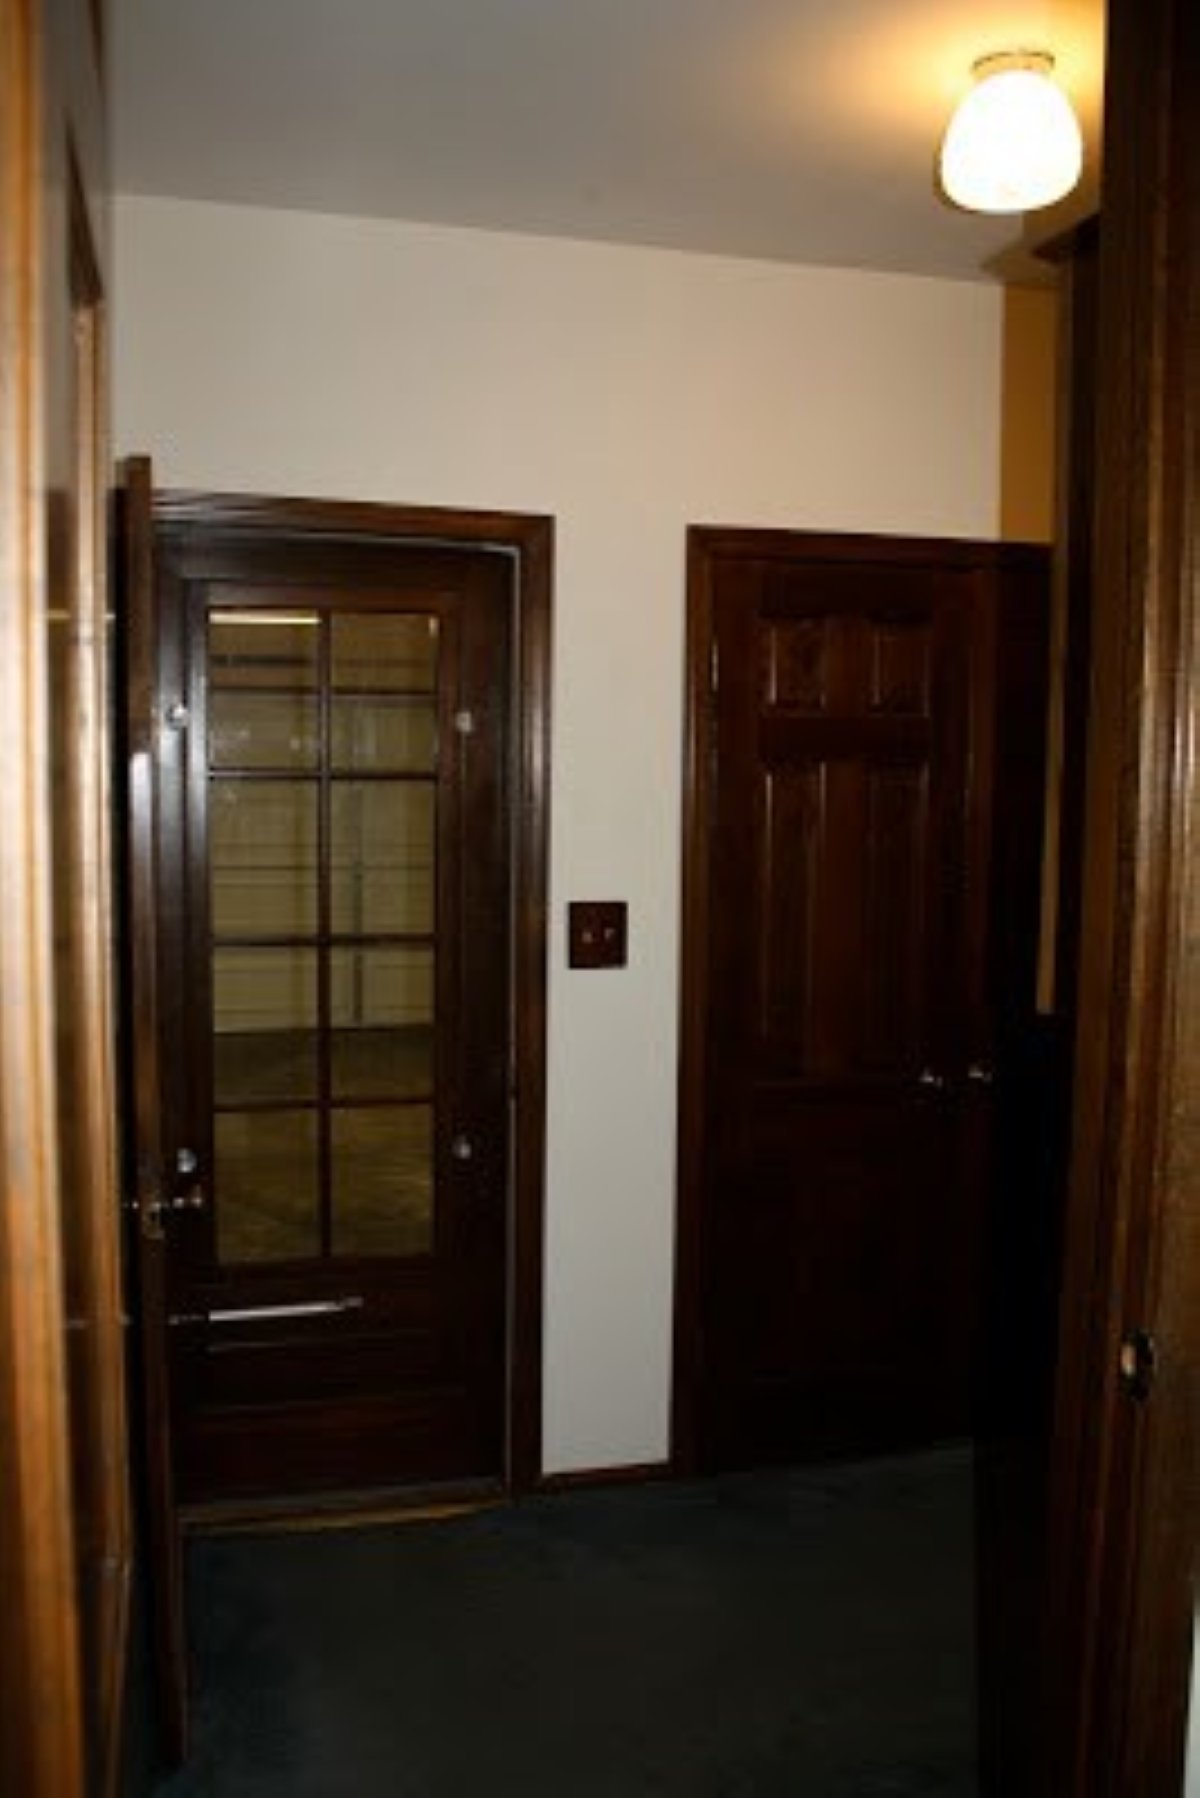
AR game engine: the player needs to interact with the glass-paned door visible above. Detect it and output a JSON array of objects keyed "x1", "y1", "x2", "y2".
[
  {"x1": 160, "y1": 542, "x2": 512, "y2": 1505},
  {"x1": 207, "y1": 609, "x2": 440, "y2": 1265}
]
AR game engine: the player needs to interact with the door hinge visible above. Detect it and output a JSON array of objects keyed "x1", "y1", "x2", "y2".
[
  {"x1": 454, "y1": 708, "x2": 476, "y2": 736},
  {"x1": 1118, "y1": 1328, "x2": 1158, "y2": 1402}
]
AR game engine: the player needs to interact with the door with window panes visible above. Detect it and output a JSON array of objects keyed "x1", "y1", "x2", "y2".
[{"x1": 155, "y1": 533, "x2": 511, "y2": 1502}]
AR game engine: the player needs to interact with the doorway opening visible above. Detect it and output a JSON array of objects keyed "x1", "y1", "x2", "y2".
[
  {"x1": 672, "y1": 526, "x2": 1054, "y2": 1472},
  {"x1": 671, "y1": 525, "x2": 1060, "y2": 1788}
]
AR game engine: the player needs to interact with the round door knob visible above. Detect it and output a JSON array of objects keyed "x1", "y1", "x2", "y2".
[{"x1": 451, "y1": 1134, "x2": 474, "y2": 1162}]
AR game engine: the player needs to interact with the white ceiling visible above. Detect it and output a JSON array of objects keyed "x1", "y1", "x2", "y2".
[{"x1": 112, "y1": 0, "x2": 1104, "y2": 283}]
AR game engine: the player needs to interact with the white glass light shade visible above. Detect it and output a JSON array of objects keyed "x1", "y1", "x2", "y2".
[{"x1": 940, "y1": 52, "x2": 1083, "y2": 215}]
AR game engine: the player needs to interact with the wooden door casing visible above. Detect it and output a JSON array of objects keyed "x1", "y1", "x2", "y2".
[
  {"x1": 121, "y1": 490, "x2": 553, "y2": 1519},
  {"x1": 0, "y1": 1, "x2": 130, "y2": 1793},
  {"x1": 1042, "y1": 1, "x2": 1200, "y2": 1790},
  {"x1": 675, "y1": 530, "x2": 1049, "y2": 1474}
]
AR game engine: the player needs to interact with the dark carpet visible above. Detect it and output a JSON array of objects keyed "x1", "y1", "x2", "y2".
[{"x1": 155, "y1": 1448, "x2": 978, "y2": 1797}]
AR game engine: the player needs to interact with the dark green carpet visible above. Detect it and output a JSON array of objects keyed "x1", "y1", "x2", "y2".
[{"x1": 155, "y1": 1449, "x2": 978, "y2": 1797}]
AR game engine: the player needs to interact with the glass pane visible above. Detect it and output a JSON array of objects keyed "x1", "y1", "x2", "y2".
[
  {"x1": 333, "y1": 1106, "x2": 433, "y2": 1258},
  {"x1": 210, "y1": 691, "x2": 319, "y2": 770},
  {"x1": 331, "y1": 945, "x2": 432, "y2": 1026},
  {"x1": 213, "y1": 947, "x2": 318, "y2": 1104},
  {"x1": 209, "y1": 611, "x2": 320, "y2": 770},
  {"x1": 330, "y1": 696, "x2": 436, "y2": 772},
  {"x1": 210, "y1": 613, "x2": 320, "y2": 689},
  {"x1": 331, "y1": 782, "x2": 435, "y2": 936},
  {"x1": 330, "y1": 947, "x2": 433, "y2": 1099},
  {"x1": 332, "y1": 614, "x2": 437, "y2": 692},
  {"x1": 216, "y1": 1110, "x2": 320, "y2": 1263},
  {"x1": 210, "y1": 779, "x2": 318, "y2": 938}
]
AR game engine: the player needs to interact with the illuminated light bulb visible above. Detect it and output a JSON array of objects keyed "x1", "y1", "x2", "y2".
[{"x1": 940, "y1": 51, "x2": 1083, "y2": 215}]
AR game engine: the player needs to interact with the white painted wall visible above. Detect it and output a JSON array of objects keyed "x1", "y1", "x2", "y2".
[{"x1": 113, "y1": 195, "x2": 1004, "y2": 1474}]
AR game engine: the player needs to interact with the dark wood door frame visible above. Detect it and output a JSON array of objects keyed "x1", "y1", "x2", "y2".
[
  {"x1": 144, "y1": 488, "x2": 553, "y2": 1494},
  {"x1": 1, "y1": 3, "x2": 128, "y2": 1793},
  {"x1": 1042, "y1": 1, "x2": 1200, "y2": 1792}
]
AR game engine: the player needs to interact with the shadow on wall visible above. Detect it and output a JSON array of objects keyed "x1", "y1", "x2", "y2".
[
  {"x1": 1000, "y1": 285, "x2": 1058, "y2": 545},
  {"x1": 999, "y1": 281, "x2": 1059, "y2": 1017}
]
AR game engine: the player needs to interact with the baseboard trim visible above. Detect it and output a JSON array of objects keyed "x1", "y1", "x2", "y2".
[
  {"x1": 535, "y1": 1460, "x2": 673, "y2": 1495},
  {"x1": 182, "y1": 1460, "x2": 678, "y2": 1531},
  {"x1": 181, "y1": 1476, "x2": 506, "y2": 1537}
]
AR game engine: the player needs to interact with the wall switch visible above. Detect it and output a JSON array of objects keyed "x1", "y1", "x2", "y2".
[{"x1": 568, "y1": 901, "x2": 628, "y2": 969}]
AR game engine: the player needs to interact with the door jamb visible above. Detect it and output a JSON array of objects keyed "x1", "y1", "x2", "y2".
[
  {"x1": 671, "y1": 526, "x2": 720, "y2": 1477},
  {"x1": 1042, "y1": 1, "x2": 1200, "y2": 1790},
  {"x1": 149, "y1": 489, "x2": 553, "y2": 1493}
]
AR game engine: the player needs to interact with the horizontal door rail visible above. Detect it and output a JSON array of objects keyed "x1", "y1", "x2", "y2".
[{"x1": 169, "y1": 1297, "x2": 365, "y2": 1327}]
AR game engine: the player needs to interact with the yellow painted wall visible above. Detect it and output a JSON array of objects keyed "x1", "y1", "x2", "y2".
[
  {"x1": 998, "y1": 281, "x2": 1067, "y2": 1010},
  {"x1": 1000, "y1": 285, "x2": 1059, "y2": 544}
]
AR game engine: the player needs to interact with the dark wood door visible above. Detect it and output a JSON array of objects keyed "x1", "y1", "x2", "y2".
[
  {"x1": 0, "y1": 2, "x2": 131, "y2": 1793},
  {"x1": 147, "y1": 522, "x2": 513, "y2": 1505},
  {"x1": 678, "y1": 531, "x2": 1048, "y2": 1471}
]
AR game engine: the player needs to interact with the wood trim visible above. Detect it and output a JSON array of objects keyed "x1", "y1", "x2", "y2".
[
  {"x1": 152, "y1": 489, "x2": 549, "y2": 552},
  {"x1": 1043, "y1": 2, "x2": 1200, "y2": 1792},
  {"x1": 685, "y1": 527, "x2": 1049, "y2": 572},
  {"x1": 508, "y1": 512, "x2": 553, "y2": 1493},
  {"x1": 187, "y1": 1459, "x2": 671, "y2": 1516},
  {"x1": 150, "y1": 489, "x2": 553, "y2": 1492},
  {"x1": 670, "y1": 529, "x2": 718, "y2": 1476},
  {"x1": 536, "y1": 1461, "x2": 672, "y2": 1495},
  {"x1": 179, "y1": 1476, "x2": 507, "y2": 1535},
  {"x1": 0, "y1": 5, "x2": 86, "y2": 1790},
  {"x1": 69, "y1": 194, "x2": 132, "y2": 1798},
  {"x1": 671, "y1": 527, "x2": 1049, "y2": 1476},
  {"x1": 65, "y1": 154, "x2": 132, "y2": 1798}
]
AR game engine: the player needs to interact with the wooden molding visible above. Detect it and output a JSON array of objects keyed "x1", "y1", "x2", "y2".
[{"x1": 536, "y1": 1461, "x2": 673, "y2": 1495}]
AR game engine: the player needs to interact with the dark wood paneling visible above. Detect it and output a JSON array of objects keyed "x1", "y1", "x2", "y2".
[{"x1": 180, "y1": 1391, "x2": 498, "y2": 1503}]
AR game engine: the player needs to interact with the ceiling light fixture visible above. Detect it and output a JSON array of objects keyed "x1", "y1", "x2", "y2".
[{"x1": 940, "y1": 50, "x2": 1083, "y2": 215}]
